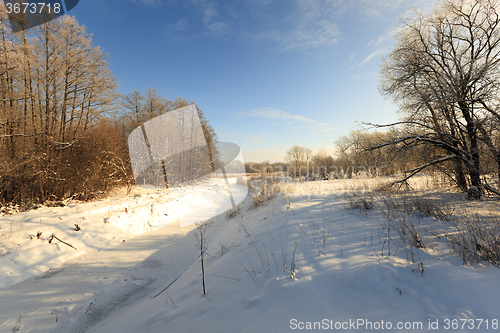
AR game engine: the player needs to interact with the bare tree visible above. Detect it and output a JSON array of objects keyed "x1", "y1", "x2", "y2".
[
  {"x1": 143, "y1": 87, "x2": 172, "y2": 118},
  {"x1": 376, "y1": 0, "x2": 500, "y2": 198},
  {"x1": 285, "y1": 145, "x2": 312, "y2": 177},
  {"x1": 121, "y1": 89, "x2": 145, "y2": 135},
  {"x1": 195, "y1": 221, "x2": 213, "y2": 295}
]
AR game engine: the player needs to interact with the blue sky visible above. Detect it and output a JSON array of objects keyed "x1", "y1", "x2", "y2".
[{"x1": 68, "y1": 0, "x2": 436, "y2": 162}]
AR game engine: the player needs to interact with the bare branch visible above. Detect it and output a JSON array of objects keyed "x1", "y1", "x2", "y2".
[{"x1": 387, "y1": 154, "x2": 457, "y2": 187}]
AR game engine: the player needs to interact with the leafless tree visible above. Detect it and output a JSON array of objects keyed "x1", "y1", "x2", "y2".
[
  {"x1": 121, "y1": 89, "x2": 145, "y2": 135},
  {"x1": 195, "y1": 221, "x2": 213, "y2": 295},
  {"x1": 375, "y1": 0, "x2": 500, "y2": 198},
  {"x1": 285, "y1": 145, "x2": 312, "y2": 177}
]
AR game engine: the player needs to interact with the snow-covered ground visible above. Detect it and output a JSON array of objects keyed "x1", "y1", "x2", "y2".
[
  {"x1": 0, "y1": 178, "x2": 247, "y2": 289},
  {"x1": 1, "y1": 178, "x2": 499, "y2": 332}
]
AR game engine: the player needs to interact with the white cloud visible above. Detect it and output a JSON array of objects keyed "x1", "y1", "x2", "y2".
[
  {"x1": 369, "y1": 35, "x2": 387, "y2": 46},
  {"x1": 174, "y1": 18, "x2": 189, "y2": 30},
  {"x1": 159, "y1": 0, "x2": 438, "y2": 49},
  {"x1": 259, "y1": 0, "x2": 341, "y2": 52},
  {"x1": 316, "y1": 127, "x2": 337, "y2": 133},
  {"x1": 186, "y1": 0, "x2": 232, "y2": 37},
  {"x1": 288, "y1": 0, "x2": 437, "y2": 51},
  {"x1": 239, "y1": 107, "x2": 337, "y2": 135},
  {"x1": 208, "y1": 21, "x2": 230, "y2": 35},
  {"x1": 359, "y1": 48, "x2": 386, "y2": 66},
  {"x1": 202, "y1": 2, "x2": 218, "y2": 23},
  {"x1": 242, "y1": 108, "x2": 328, "y2": 127},
  {"x1": 282, "y1": 21, "x2": 339, "y2": 51},
  {"x1": 255, "y1": 0, "x2": 433, "y2": 53},
  {"x1": 162, "y1": 18, "x2": 191, "y2": 42},
  {"x1": 263, "y1": 0, "x2": 438, "y2": 53}
]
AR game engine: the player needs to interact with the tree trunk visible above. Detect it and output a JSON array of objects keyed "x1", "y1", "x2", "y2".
[
  {"x1": 452, "y1": 158, "x2": 468, "y2": 192},
  {"x1": 458, "y1": 102, "x2": 482, "y2": 198}
]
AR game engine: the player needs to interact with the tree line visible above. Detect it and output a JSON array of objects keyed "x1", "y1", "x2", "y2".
[
  {"x1": 245, "y1": 132, "x2": 424, "y2": 181},
  {"x1": 0, "y1": 10, "x2": 217, "y2": 207},
  {"x1": 247, "y1": 116, "x2": 499, "y2": 197}
]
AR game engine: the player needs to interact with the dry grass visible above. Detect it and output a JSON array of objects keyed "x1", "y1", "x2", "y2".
[
  {"x1": 412, "y1": 198, "x2": 452, "y2": 221},
  {"x1": 376, "y1": 194, "x2": 427, "y2": 272},
  {"x1": 344, "y1": 193, "x2": 375, "y2": 215},
  {"x1": 444, "y1": 208, "x2": 500, "y2": 267},
  {"x1": 225, "y1": 207, "x2": 241, "y2": 219},
  {"x1": 343, "y1": 174, "x2": 500, "y2": 268},
  {"x1": 250, "y1": 180, "x2": 281, "y2": 208},
  {"x1": 0, "y1": 222, "x2": 27, "y2": 256}
]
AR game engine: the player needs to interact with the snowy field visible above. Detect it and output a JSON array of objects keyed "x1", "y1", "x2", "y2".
[{"x1": 1, "y1": 177, "x2": 500, "y2": 332}]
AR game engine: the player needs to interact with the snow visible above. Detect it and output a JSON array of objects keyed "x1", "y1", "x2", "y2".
[
  {"x1": 0, "y1": 178, "x2": 246, "y2": 289},
  {"x1": 1, "y1": 178, "x2": 500, "y2": 332}
]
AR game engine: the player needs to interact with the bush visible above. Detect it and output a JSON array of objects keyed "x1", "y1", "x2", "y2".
[{"x1": 0, "y1": 119, "x2": 133, "y2": 208}]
